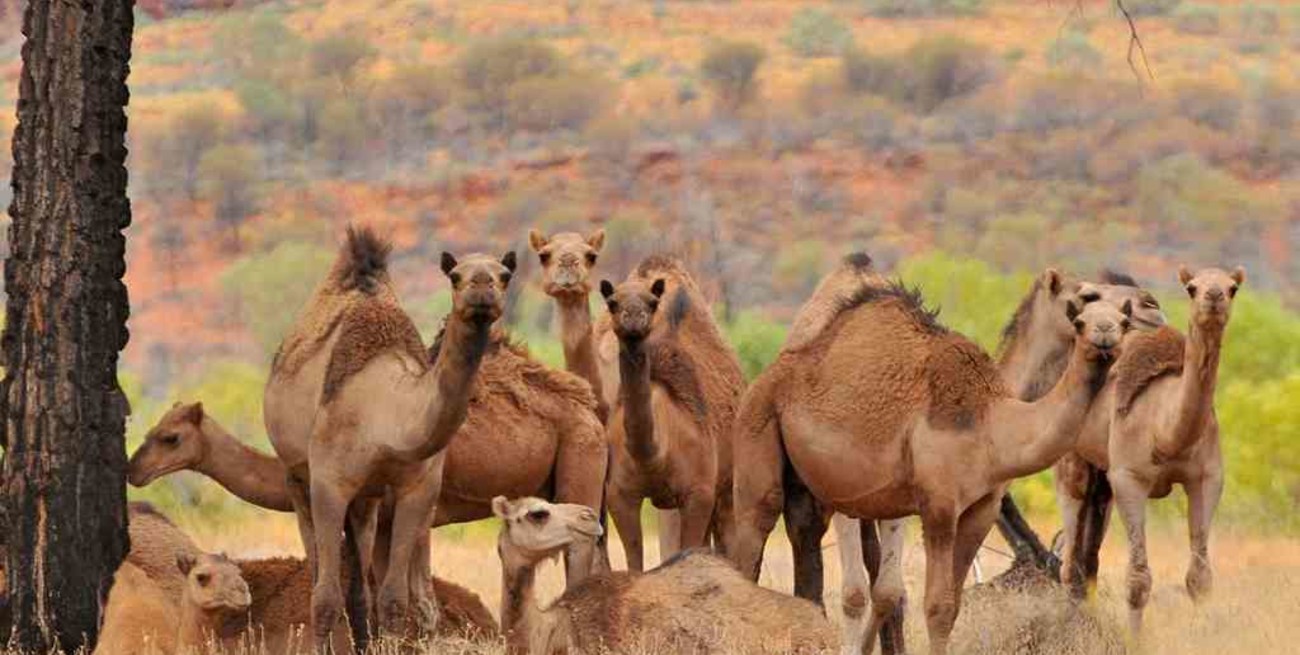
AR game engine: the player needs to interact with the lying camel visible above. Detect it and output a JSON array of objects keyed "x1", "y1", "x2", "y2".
[
  {"x1": 130, "y1": 326, "x2": 607, "y2": 586},
  {"x1": 493, "y1": 496, "x2": 834, "y2": 655},
  {"x1": 264, "y1": 226, "x2": 511, "y2": 643},
  {"x1": 732, "y1": 263, "x2": 1133, "y2": 654}
]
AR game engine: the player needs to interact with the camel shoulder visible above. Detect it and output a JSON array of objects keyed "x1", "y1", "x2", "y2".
[
  {"x1": 468, "y1": 331, "x2": 600, "y2": 416},
  {"x1": 925, "y1": 333, "x2": 1008, "y2": 430},
  {"x1": 321, "y1": 297, "x2": 427, "y2": 403},
  {"x1": 1113, "y1": 326, "x2": 1186, "y2": 416}
]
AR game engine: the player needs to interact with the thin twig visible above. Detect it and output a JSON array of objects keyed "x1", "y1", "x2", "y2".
[{"x1": 1115, "y1": 0, "x2": 1154, "y2": 83}]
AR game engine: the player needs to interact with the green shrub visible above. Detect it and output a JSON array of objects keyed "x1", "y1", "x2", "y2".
[
  {"x1": 221, "y1": 242, "x2": 334, "y2": 359},
  {"x1": 1171, "y1": 79, "x2": 1242, "y2": 131},
  {"x1": 506, "y1": 71, "x2": 612, "y2": 132},
  {"x1": 1239, "y1": 3, "x2": 1281, "y2": 36},
  {"x1": 724, "y1": 311, "x2": 788, "y2": 381},
  {"x1": 901, "y1": 35, "x2": 1000, "y2": 113},
  {"x1": 308, "y1": 33, "x2": 376, "y2": 84},
  {"x1": 841, "y1": 47, "x2": 902, "y2": 97},
  {"x1": 1122, "y1": 0, "x2": 1183, "y2": 17},
  {"x1": 773, "y1": 240, "x2": 830, "y2": 298},
  {"x1": 1173, "y1": 3, "x2": 1222, "y2": 34},
  {"x1": 784, "y1": 8, "x2": 855, "y2": 58},
  {"x1": 458, "y1": 36, "x2": 564, "y2": 127},
  {"x1": 860, "y1": 0, "x2": 984, "y2": 18},
  {"x1": 1217, "y1": 375, "x2": 1300, "y2": 529},
  {"x1": 197, "y1": 144, "x2": 260, "y2": 251},
  {"x1": 700, "y1": 40, "x2": 767, "y2": 112},
  {"x1": 1045, "y1": 30, "x2": 1103, "y2": 70}
]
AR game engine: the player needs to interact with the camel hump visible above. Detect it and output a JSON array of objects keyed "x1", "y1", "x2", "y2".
[
  {"x1": 334, "y1": 224, "x2": 393, "y2": 295},
  {"x1": 925, "y1": 336, "x2": 1006, "y2": 430},
  {"x1": 644, "y1": 338, "x2": 708, "y2": 421},
  {"x1": 321, "y1": 298, "x2": 427, "y2": 403},
  {"x1": 785, "y1": 252, "x2": 886, "y2": 352},
  {"x1": 1113, "y1": 326, "x2": 1186, "y2": 416}
]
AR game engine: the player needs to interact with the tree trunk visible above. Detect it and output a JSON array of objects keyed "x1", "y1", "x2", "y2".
[{"x1": 1, "y1": 0, "x2": 135, "y2": 651}]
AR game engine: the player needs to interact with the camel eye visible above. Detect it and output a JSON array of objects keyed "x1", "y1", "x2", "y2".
[
  {"x1": 647, "y1": 299, "x2": 659, "y2": 312},
  {"x1": 526, "y1": 509, "x2": 550, "y2": 524},
  {"x1": 1228, "y1": 285, "x2": 1238, "y2": 298},
  {"x1": 1079, "y1": 291, "x2": 1101, "y2": 304},
  {"x1": 1121, "y1": 319, "x2": 1131, "y2": 330},
  {"x1": 196, "y1": 573, "x2": 210, "y2": 587},
  {"x1": 1142, "y1": 297, "x2": 1160, "y2": 309},
  {"x1": 449, "y1": 272, "x2": 462, "y2": 286},
  {"x1": 1186, "y1": 285, "x2": 1197, "y2": 298},
  {"x1": 500, "y1": 272, "x2": 512, "y2": 286},
  {"x1": 161, "y1": 434, "x2": 180, "y2": 446},
  {"x1": 585, "y1": 252, "x2": 597, "y2": 266},
  {"x1": 607, "y1": 301, "x2": 619, "y2": 314},
  {"x1": 538, "y1": 252, "x2": 551, "y2": 266},
  {"x1": 1073, "y1": 319, "x2": 1085, "y2": 333}
]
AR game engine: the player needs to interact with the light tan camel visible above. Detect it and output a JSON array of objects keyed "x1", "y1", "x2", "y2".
[
  {"x1": 264, "y1": 225, "x2": 512, "y2": 644},
  {"x1": 175, "y1": 553, "x2": 253, "y2": 653},
  {"x1": 132, "y1": 329, "x2": 606, "y2": 585},
  {"x1": 493, "y1": 496, "x2": 835, "y2": 655},
  {"x1": 1064, "y1": 267, "x2": 1244, "y2": 634},
  {"x1": 598, "y1": 256, "x2": 744, "y2": 571},
  {"x1": 731, "y1": 269, "x2": 1134, "y2": 655},
  {"x1": 529, "y1": 228, "x2": 610, "y2": 423}
]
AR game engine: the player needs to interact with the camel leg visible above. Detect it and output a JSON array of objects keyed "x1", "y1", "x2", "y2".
[
  {"x1": 920, "y1": 512, "x2": 958, "y2": 655},
  {"x1": 553, "y1": 431, "x2": 607, "y2": 586},
  {"x1": 784, "y1": 462, "x2": 828, "y2": 603},
  {"x1": 347, "y1": 497, "x2": 379, "y2": 603},
  {"x1": 864, "y1": 519, "x2": 907, "y2": 655},
  {"x1": 1054, "y1": 464, "x2": 1087, "y2": 594},
  {"x1": 1077, "y1": 466, "x2": 1114, "y2": 596},
  {"x1": 1184, "y1": 470, "x2": 1223, "y2": 601},
  {"x1": 709, "y1": 480, "x2": 736, "y2": 558},
  {"x1": 657, "y1": 509, "x2": 682, "y2": 562},
  {"x1": 834, "y1": 514, "x2": 870, "y2": 655},
  {"x1": 1109, "y1": 468, "x2": 1154, "y2": 636},
  {"x1": 308, "y1": 475, "x2": 354, "y2": 654},
  {"x1": 609, "y1": 490, "x2": 646, "y2": 572},
  {"x1": 951, "y1": 494, "x2": 1001, "y2": 618},
  {"x1": 378, "y1": 467, "x2": 444, "y2": 638},
  {"x1": 407, "y1": 529, "x2": 436, "y2": 635},
  {"x1": 730, "y1": 414, "x2": 785, "y2": 582},
  {"x1": 678, "y1": 490, "x2": 716, "y2": 552},
  {"x1": 288, "y1": 472, "x2": 317, "y2": 581}
]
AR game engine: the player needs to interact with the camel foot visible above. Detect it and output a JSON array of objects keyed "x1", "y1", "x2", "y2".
[{"x1": 1186, "y1": 564, "x2": 1213, "y2": 602}]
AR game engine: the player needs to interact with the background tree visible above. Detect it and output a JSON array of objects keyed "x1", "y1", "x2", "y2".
[
  {"x1": 197, "y1": 144, "x2": 260, "y2": 252},
  {"x1": 1, "y1": 0, "x2": 134, "y2": 651}
]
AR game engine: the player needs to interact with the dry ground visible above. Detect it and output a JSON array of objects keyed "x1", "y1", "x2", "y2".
[{"x1": 163, "y1": 510, "x2": 1300, "y2": 655}]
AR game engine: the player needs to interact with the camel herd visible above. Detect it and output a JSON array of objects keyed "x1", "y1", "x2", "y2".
[{"x1": 106, "y1": 225, "x2": 1244, "y2": 655}]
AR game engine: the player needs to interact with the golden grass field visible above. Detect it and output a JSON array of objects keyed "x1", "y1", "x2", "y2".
[{"x1": 161, "y1": 509, "x2": 1300, "y2": 655}]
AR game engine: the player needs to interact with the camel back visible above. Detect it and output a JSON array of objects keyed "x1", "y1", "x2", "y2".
[
  {"x1": 1112, "y1": 326, "x2": 1186, "y2": 416},
  {"x1": 320, "y1": 298, "x2": 427, "y2": 402},
  {"x1": 784, "y1": 252, "x2": 886, "y2": 352},
  {"x1": 430, "y1": 326, "x2": 600, "y2": 417}
]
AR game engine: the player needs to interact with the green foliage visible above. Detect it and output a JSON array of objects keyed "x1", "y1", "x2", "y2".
[
  {"x1": 1135, "y1": 154, "x2": 1261, "y2": 241},
  {"x1": 505, "y1": 71, "x2": 612, "y2": 132},
  {"x1": 773, "y1": 240, "x2": 830, "y2": 298},
  {"x1": 841, "y1": 47, "x2": 902, "y2": 97},
  {"x1": 700, "y1": 40, "x2": 767, "y2": 112},
  {"x1": 1045, "y1": 30, "x2": 1103, "y2": 70},
  {"x1": 220, "y1": 242, "x2": 334, "y2": 359},
  {"x1": 458, "y1": 36, "x2": 563, "y2": 127},
  {"x1": 903, "y1": 36, "x2": 999, "y2": 113},
  {"x1": 198, "y1": 144, "x2": 260, "y2": 247},
  {"x1": 860, "y1": 0, "x2": 984, "y2": 18},
  {"x1": 723, "y1": 311, "x2": 788, "y2": 381},
  {"x1": 1122, "y1": 0, "x2": 1183, "y2": 17},
  {"x1": 213, "y1": 12, "x2": 304, "y2": 79},
  {"x1": 784, "y1": 8, "x2": 855, "y2": 58},
  {"x1": 1160, "y1": 289, "x2": 1300, "y2": 386},
  {"x1": 1171, "y1": 79, "x2": 1242, "y2": 131},
  {"x1": 144, "y1": 101, "x2": 227, "y2": 198},
  {"x1": 308, "y1": 33, "x2": 376, "y2": 84},
  {"x1": 1216, "y1": 375, "x2": 1300, "y2": 529},
  {"x1": 317, "y1": 96, "x2": 367, "y2": 169},
  {"x1": 895, "y1": 252, "x2": 1032, "y2": 352},
  {"x1": 1173, "y1": 3, "x2": 1223, "y2": 35},
  {"x1": 1238, "y1": 3, "x2": 1281, "y2": 37}
]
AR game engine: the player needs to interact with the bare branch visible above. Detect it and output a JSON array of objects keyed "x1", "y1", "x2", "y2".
[{"x1": 1115, "y1": 0, "x2": 1154, "y2": 83}]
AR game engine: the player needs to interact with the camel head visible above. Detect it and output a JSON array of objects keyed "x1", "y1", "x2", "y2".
[
  {"x1": 529, "y1": 228, "x2": 605, "y2": 298},
  {"x1": 177, "y1": 553, "x2": 251, "y2": 616},
  {"x1": 441, "y1": 251, "x2": 517, "y2": 325},
  {"x1": 129, "y1": 402, "x2": 207, "y2": 487},
  {"x1": 600, "y1": 277, "x2": 666, "y2": 343},
  {"x1": 1027, "y1": 269, "x2": 1164, "y2": 349},
  {"x1": 1079, "y1": 277, "x2": 1166, "y2": 331},
  {"x1": 1066, "y1": 297, "x2": 1134, "y2": 363},
  {"x1": 492, "y1": 496, "x2": 602, "y2": 569},
  {"x1": 1179, "y1": 266, "x2": 1245, "y2": 330}
]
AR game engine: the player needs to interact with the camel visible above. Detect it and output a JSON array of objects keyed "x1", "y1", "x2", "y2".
[
  {"x1": 731, "y1": 258, "x2": 1134, "y2": 655},
  {"x1": 131, "y1": 328, "x2": 607, "y2": 585},
  {"x1": 493, "y1": 496, "x2": 835, "y2": 655},
  {"x1": 529, "y1": 228, "x2": 610, "y2": 423},
  {"x1": 597, "y1": 255, "x2": 744, "y2": 571},
  {"x1": 263, "y1": 225, "x2": 512, "y2": 644},
  {"x1": 1058, "y1": 267, "x2": 1244, "y2": 634},
  {"x1": 175, "y1": 553, "x2": 253, "y2": 653}
]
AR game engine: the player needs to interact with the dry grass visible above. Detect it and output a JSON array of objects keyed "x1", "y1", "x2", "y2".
[{"x1": 132, "y1": 511, "x2": 1300, "y2": 655}]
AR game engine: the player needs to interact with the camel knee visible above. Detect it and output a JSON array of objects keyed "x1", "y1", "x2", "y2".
[
  {"x1": 1127, "y1": 565, "x2": 1152, "y2": 610},
  {"x1": 312, "y1": 581, "x2": 345, "y2": 642},
  {"x1": 842, "y1": 587, "x2": 868, "y2": 620}
]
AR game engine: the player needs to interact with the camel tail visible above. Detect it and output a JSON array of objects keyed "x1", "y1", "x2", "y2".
[
  {"x1": 343, "y1": 518, "x2": 371, "y2": 653},
  {"x1": 338, "y1": 224, "x2": 393, "y2": 295}
]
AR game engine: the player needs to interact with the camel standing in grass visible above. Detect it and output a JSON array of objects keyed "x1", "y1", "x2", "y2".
[
  {"x1": 134, "y1": 330, "x2": 607, "y2": 586},
  {"x1": 732, "y1": 261, "x2": 1133, "y2": 654},
  {"x1": 264, "y1": 225, "x2": 512, "y2": 645},
  {"x1": 1060, "y1": 267, "x2": 1243, "y2": 633},
  {"x1": 597, "y1": 256, "x2": 744, "y2": 571},
  {"x1": 493, "y1": 496, "x2": 835, "y2": 655}
]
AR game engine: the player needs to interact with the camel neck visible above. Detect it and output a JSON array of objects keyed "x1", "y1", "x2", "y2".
[
  {"x1": 556, "y1": 294, "x2": 608, "y2": 422},
  {"x1": 1159, "y1": 321, "x2": 1223, "y2": 459},
  {"x1": 412, "y1": 315, "x2": 492, "y2": 461},
  {"x1": 177, "y1": 602, "x2": 226, "y2": 652},
  {"x1": 618, "y1": 339, "x2": 661, "y2": 465},
  {"x1": 997, "y1": 297, "x2": 1072, "y2": 402},
  {"x1": 501, "y1": 556, "x2": 542, "y2": 655},
  {"x1": 196, "y1": 418, "x2": 293, "y2": 512},
  {"x1": 989, "y1": 344, "x2": 1109, "y2": 481}
]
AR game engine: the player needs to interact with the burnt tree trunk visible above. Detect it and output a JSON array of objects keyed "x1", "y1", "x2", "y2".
[{"x1": 1, "y1": 0, "x2": 134, "y2": 652}]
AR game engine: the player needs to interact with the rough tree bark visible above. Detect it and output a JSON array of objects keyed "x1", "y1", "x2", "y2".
[{"x1": 1, "y1": 0, "x2": 135, "y2": 651}]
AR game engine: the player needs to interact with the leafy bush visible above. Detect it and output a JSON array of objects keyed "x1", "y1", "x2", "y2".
[
  {"x1": 860, "y1": 0, "x2": 984, "y2": 18},
  {"x1": 197, "y1": 144, "x2": 260, "y2": 251},
  {"x1": 1171, "y1": 79, "x2": 1243, "y2": 131},
  {"x1": 1238, "y1": 3, "x2": 1281, "y2": 36},
  {"x1": 144, "y1": 100, "x2": 228, "y2": 198},
  {"x1": 1173, "y1": 3, "x2": 1222, "y2": 35},
  {"x1": 316, "y1": 96, "x2": 367, "y2": 171},
  {"x1": 506, "y1": 71, "x2": 612, "y2": 132},
  {"x1": 308, "y1": 33, "x2": 376, "y2": 84},
  {"x1": 784, "y1": 8, "x2": 855, "y2": 58},
  {"x1": 1045, "y1": 30, "x2": 1103, "y2": 70},
  {"x1": 1122, "y1": 0, "x2": 1183, "y2": 17},
  {"x1": 901, "y1": 35, "x2": 1000, "y2": 113},
  {"x1": 221, "y1": 242, "x2": 334, "y2": 359},
  {"x1": 458, "y1": 36, "x2": 564, "y2": 127},
  {"x1": 841, "y1": 47, "x2": 903, "y2": 98},
  {"x1": 1217, "y1": 376, "x2": 1300, "y2": 529},
  {"x1": 723, "y1": 311, "x2": 787, "y2": 381},
  {"x1": 773, "y1": 240, "x2": 830, "y2": 298},
  {"x1": 700, "y1": 40, "x2": 767, "y2": 112}
]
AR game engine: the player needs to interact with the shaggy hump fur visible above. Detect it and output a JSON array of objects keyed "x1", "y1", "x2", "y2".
[
  {"x1": 1098, "y1": 269, "x2": 1139, "y2": 287},
  {"x1": 838, "y1": 281, "x2": 947, "y2": 338},
  {"x1": 321, "y1": 298, "x2": 428, "y2": 402},
  {"x1": 335, "y1": 225, "x2": 393, "y2": 294},
  {"x1": 926, "y1": 337, "x2": 1007, "y2": 430},
  {"x1": 1112, "y1": 326, "x2": 1186, "y2": 416},
  {"x1": 429, "y1": 325, "x2": 600, "y2": 413}
]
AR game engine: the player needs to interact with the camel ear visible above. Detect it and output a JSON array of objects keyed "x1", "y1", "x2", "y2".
[
  {"x1": 501, "y1": 251, "x2": 517, "y2": 273},
  {"x1": 1042, "y1": 269, "x2": 1063, "y2": 295},
  {"x1": 1178, "y1": 265, "x2": 1193, "y2": 286},
  {"x1": 491, "y1": 496, "x2": 511, "y2": 520},
  {"x1": 650, "y1": 278, "x2": 666, "y2": 299},
  {"x1": 586, "y1": 228, "x2": 606, "y2": 252},
  {"x1": 184, "y1": 402, "x2": 204, "y2": 426},
  {"x1": 1121, "y1": 299, "x2": 1134, "y2": 318},
  {"x1": 176, "y1": 554, "x2": 195, "y2": 576},
  {"x1": 528, "y1": 229, "x2": 548, "y2": 253},
  {"x1": 1231, "y1": 266, "x2": 1246, "y2": 286},
  {"x1": 600, "y1": 280, "x2": 616, "y2": 301},
  {"x1": 440, "y1": 252, "x2": 458, "y2": 277}
]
